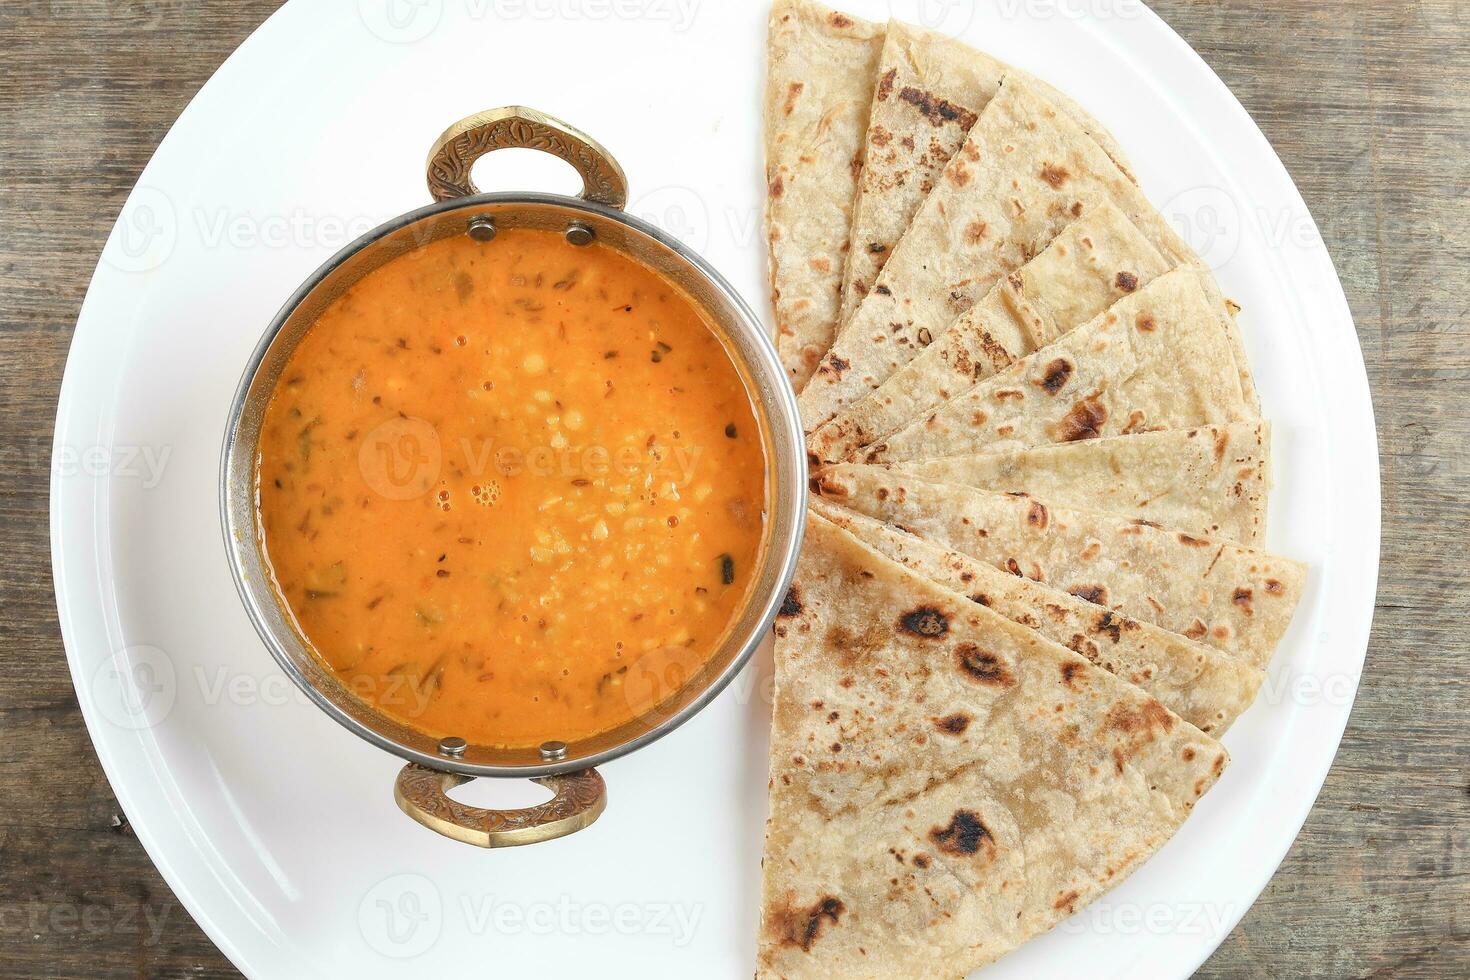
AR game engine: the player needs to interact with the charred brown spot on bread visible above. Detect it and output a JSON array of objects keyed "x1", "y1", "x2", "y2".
[
  {"x1": 1232, "y1": 587, "x2": 1254, "y2": 615},
  {"x1": 1035, "y1": 358, "x2": 1074, "y2": 394},
  {"x1": 1106, "y1": 698, "x2": 1177, "y2": 736},
  {"x1": 778, "y1": 586, "x2": 803, "y2": 617},
  {"x1": 1265, "y1": 578, "x2": 1285, "y2": 595},
  {"x1": 818, "y1": 354, "x2": 850, "y2": 378},
  {"x1": 768, "y1": 174, "x2": 784, "y2": 199},
  {"x1": 1060, "y1": 661, "x2": 1084, "y2": 688},
  {"x1": 969, "y1": 592, "x2": 991, "y2": 607},
  {"x1": 827, "y1": 12, "x2": 853, "y2": 27},
  {"x1": 964, "y1": 220, "x2": 988, "y2": 244},
  {"x1": 1178, "y1": 533, "x2": 1211, "y2": 547},
  {"x1": 1135, "y1": 312, "x2": 1156, "y2": 332},
  {"x1": 1184, "y1": 619, "x2": 1208, "y2": 639},
  {"x1": 929, "y1": 809, "x2": 993, "y2": 856},
  {"x1": 1094, "y1": 610, "x2": 1123, "y2": 642},
  {"x1": 1117, "y1": 410, "x2": 1149, "y2": 435},
  {"x1": 1115, "y1": 271, "x2": 1139, "y2": 292},
  {"x1": 934, "y1": 712, "x2": 972, "y2": 735},
  {"x1": 899, "y1": 606, "x2": 949, "y2": 638},
  {"x1": 875, "y1": 67, "x2": 897, "y2": 102},
  {"x1": 783, "y1": 81, "x2": 804, "y2": 116},
  {"x1": 809, "y1": 474, "x2": 848, "y2": 497},
  {"x1": 1027, "y1": 501, "x2": 1050, "y2": 528},
  {"x1": 1039, "y1": 163, "x2": 1070, "y2": 188},
  {"x1": 1070, "y1": 584, "x2": 1108, "y2": 606},
  {"x1": 896, "y1": 86, "x2": 980, "y2": 129},
  {"x1": 954, "y1": 643, "x2": 1013, "y2": 686},
  {"x1": 874, "y1": 284, "x2": 891, "y2": 296},
  {"x1": 1053, "y1": 890, "x2": 1080, "y2": 913},
  {"x1": 777, "y1": 896, "x2": 845, "y2": 952},
  {"x1": 1182, "y1": 747, "x2": 1197, "y2": 762},
  {"x1": 911, "y1": 853, "x2": 931, "y2": 869},
  {"x1": 867, "y1": 241, "x2": 886, "y2": 253},
  {"x1": 1052, "y1": 394, "x2": 1108, "y2": 442}
]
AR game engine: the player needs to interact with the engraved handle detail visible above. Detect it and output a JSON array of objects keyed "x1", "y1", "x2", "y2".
[
  {"x1": 426, "y1": 106, "x2": 628, "y2": 207},
  {"x1": 394, "y1": 763, "x2": 607, "y2": 847}
]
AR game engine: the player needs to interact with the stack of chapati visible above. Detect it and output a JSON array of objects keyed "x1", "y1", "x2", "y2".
[{"x1": 759, "y1": 3, "x2": 1306, "y2": 976}]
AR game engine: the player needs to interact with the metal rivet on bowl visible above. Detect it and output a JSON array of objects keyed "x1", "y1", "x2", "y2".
[
  {"x1": 564, "y1": 223, "x2": 594, "y2": 246},
  {"x1": 467, "y1": 216, "x2": 497, "y2": 242},
  {"x1": 438, "y1": 736, "x2": 467, "y2": 758},
  {"x1": 539, "y1": 740, "x2": 568, "y2": 761}
]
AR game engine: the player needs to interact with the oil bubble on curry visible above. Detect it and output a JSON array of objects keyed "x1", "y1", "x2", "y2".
[{"x1": 255, "y1": 227, "x2": 768, "y2": 748}]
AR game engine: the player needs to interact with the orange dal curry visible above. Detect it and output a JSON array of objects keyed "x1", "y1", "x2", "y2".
[{"x1": 256, "y1": 227, "x2": 767, "y2": 748}]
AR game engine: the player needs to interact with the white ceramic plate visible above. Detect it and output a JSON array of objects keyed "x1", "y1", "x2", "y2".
[{"x1": 52, "y1": 1, "x2": 1378, "y2": 976}]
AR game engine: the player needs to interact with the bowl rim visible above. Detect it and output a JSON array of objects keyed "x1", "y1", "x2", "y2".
[{"x1": 218, "y1": 189, "x2": 807, "y2": 778}]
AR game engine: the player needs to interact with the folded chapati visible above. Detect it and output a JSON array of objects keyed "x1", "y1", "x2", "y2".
[
  {"x1": 866, "y1": 267, "x2": 1252, "y2": 463},
  {"x1": 811, "y1": 465, "x2": 1305, "y2": 670},
  {"x1": 886, "y1": 422, "x2": 1270, "y2": 545},
  {"x1": 759, "y1": 513, "x2": 1227, "y2": 978},
  {"x1": 812, "y1": 199, "x2": 1172, "y2": 462},
  {"x1": 809, "y1": 496, "x2": 1264, "y2": 734},
  {"x1": 765, "y1": 0, "x2": 885, "y2": 390},
  {"x1": 798, "y1": 78, "x2": 1257, "y2": 433},
  {"x1": 838, "y1": 20, "x2": 1134, "y2": 326}
]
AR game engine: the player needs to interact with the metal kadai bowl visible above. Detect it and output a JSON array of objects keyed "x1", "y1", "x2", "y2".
[{"x1": 220, "y1": 107, "x2": 805, "y2": 848}]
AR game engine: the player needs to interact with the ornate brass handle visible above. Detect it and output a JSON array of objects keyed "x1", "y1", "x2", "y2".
[
  {"x1": 394, "y1": 763, "x2": 606, "y2": 848},
  {"x1": 425, "y1": 106, "x2": 628, "y2": 207}
]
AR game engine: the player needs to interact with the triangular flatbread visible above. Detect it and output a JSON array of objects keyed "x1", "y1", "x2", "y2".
[
  {"x1": 765, "y1": 0, "x2": 885, "y2": 389},
  {"x1": 886, "y1": 422, "x2": 1270, "y2": 545},
  {"x1": 809, "y1": 496, "x2": 1263, "y2": 733},
  {"x1": 810, "y1": 465, "x2": 1305, "y2": 670},
  {"x1": 838, "y1": 20, "x2": 1134, "y2": 325},
  {"x1": 811, "y1": 199, "x2": 1172, "y2": 462},
  {"x1": 798, "y1": 79, "x2": 1257, "y2": 433},
  {"x1": 759, "y1": 513, "x2": 1228, "y2": 977},
  {"x1": 867, "y1": 267, "x2": 1252, "y2": 463}
]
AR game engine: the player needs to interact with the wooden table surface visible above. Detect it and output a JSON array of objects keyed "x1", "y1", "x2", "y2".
[{"x1": 2, "y1": 1, "x2": 1465, "y2": 976}]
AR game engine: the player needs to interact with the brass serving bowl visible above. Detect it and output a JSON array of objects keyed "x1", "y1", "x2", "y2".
[{"x1": 220, "y1": 107, "x2": 805, "y2": 847}]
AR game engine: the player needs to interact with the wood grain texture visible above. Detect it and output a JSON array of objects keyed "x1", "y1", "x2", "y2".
[{"x1": 0, "y1": 1, "x2": 1464, "y2": 977}]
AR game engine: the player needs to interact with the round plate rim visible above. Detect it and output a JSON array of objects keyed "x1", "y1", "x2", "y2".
[{"x1": 48, "y1": 3, "x2": 1381, "y2": 977}]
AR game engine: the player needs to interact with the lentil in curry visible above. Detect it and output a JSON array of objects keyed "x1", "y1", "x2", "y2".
[{"x1": 255, "y1": 227, "x2": 767, "y2": 748}]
